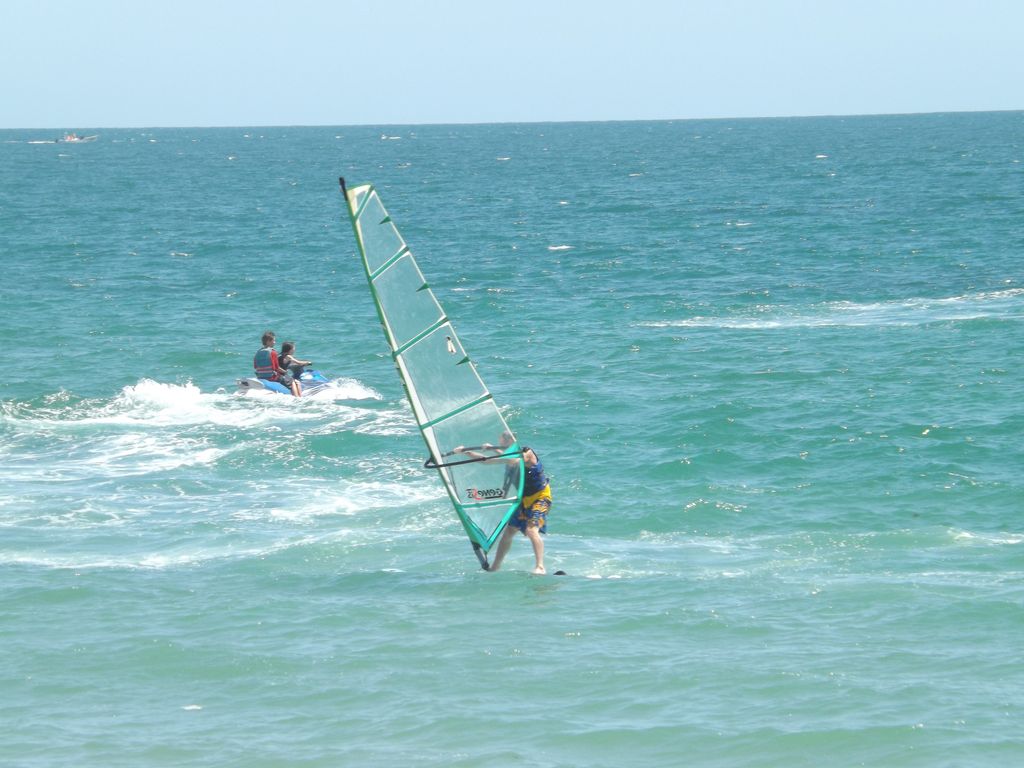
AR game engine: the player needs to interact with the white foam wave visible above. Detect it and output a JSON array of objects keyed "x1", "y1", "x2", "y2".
[
  {"x1": 0, "y1": 434, "x2": 232, "y2": 484},
  {"x1": 8, "y1": 379, "x2": 384, "y2": 431},
  {"x1": 0, "y1": 537, "x2": 320, "y2": 570},
  {"x1": 951, "y1": 529, "x2": 1023, "y2": 546},
  {"x1": 79, "y1": 435, "x2": 227, "y2": 477},
  {"x1": 0, "y1": 378, "x2": 404, "y2": 488},
  {"x1": 547, "y1": 245, "x2": 573, "y2": 251},
  {"x1": 114, "y1": 380, "x2": 245, "y2": 425},
  {"x1": 641, "y1": 288, "x2": 1023, "y2": 330},
  {"x1": 0, "y1": 473, "x2": 446, "y2": 569},
  {"x1": 305, "y1": 377, "x2": 382, "y2": 401},
  {"x1": 257, "y1": 477, "x2": 442, "y2": 523},
  {"x1": 353, "y1": 405, "x2": 416, "y2": 436}
]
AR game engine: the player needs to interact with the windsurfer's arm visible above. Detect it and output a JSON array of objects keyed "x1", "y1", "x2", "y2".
[
  {"x1": 454, "y1": 444, "x2": 521, "y2": 467},
  {"x1": 453, "y1": 443, "x2": 508, "y2": 461},
  {"x1": 453, "y1": 445, "x2": 488, "y2": 460}
]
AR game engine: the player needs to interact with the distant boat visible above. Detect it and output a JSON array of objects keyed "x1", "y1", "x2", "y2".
[{"x1": 59, "y1": 133, "x2": 98, "y2": 143}]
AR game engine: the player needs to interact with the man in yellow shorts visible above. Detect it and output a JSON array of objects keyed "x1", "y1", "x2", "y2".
[{"x1": 489, "y1": 445, "x2": 551, "y2": 575}]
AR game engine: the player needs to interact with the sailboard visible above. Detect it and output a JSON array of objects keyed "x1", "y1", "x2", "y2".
[{"x1": 340, "y1": 178, "x2": 524, "y2": 569}]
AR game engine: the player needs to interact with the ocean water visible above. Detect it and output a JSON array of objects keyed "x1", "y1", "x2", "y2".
[{"x1": 1, "y1": 113, "x2": 1022, "y2": 767}]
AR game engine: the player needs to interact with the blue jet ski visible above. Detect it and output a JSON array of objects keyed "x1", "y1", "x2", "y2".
[{"x1": 236, "y1": 369, "x2": 332, "y2": 396}]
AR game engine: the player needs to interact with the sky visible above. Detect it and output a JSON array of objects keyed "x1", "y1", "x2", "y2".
[{"x1": 2, "y1": 0, "x2": 1021, "y2": 128}]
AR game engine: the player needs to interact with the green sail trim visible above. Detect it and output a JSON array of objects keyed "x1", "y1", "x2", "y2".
[{"x1": 340, "y1": 180, "x2": 524, "y2": 566}]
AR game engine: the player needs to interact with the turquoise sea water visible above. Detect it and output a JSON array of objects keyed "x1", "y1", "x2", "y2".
[{"x1": 2, "y1": 113, "x2": 1022, "y2": 766}]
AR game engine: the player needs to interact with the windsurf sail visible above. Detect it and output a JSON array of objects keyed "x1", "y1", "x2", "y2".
[{"x1": 340, "y1": 178, "x2": 524, "y2": 569}]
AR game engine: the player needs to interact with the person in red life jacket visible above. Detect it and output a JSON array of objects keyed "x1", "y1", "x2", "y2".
[{"x1": 253, "y1": 330, "x2": 301, "y2": 396}]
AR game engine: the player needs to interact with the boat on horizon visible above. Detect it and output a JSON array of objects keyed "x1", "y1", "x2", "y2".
[{"x1": 59, "y1": 132, "x2": 98, "y2": 143}]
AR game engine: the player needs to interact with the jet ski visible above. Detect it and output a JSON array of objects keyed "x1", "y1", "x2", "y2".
[{"x1": 236, "y1": 369, "x2": 332, "y2": 396}]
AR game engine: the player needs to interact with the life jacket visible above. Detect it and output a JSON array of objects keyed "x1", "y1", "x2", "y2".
[
  {"x1": 522, "y1": 453, "x2": 549, "y2": 497},
  {"x1": 254, "y1": 346, "x2": 279, "y2": 380}
]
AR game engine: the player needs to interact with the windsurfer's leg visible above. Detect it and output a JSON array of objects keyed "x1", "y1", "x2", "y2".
[
  {"x1": 488, "y1": 525, "x2": 517, "y2": 572},
  {"x1": 524, "y1": 524, "x2": 545, "y2": 575}
]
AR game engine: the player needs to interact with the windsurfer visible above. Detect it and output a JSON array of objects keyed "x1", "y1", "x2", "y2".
[
  {"x1": 456, "y1": 435, "x2": 551, "y2": 575},
  {"x1": 491, "y1": 445, "x2": 551, "y2": 575}
]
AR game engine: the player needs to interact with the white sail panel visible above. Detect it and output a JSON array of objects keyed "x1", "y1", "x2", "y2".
[
  {"x1": 373, "y1": 255, "x2": 441, "y2": 349},
  {"x1": 352, "y1": 191, "x2": 405, "y2": 274},
  {"x1": 398, "y1": 324, "x2": 486, "y2": 423}
]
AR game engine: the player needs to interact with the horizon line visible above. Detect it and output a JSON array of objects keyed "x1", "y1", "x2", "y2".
[{"x1": 4, "y1": 108, "x2": 1023, "y2": 133}]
